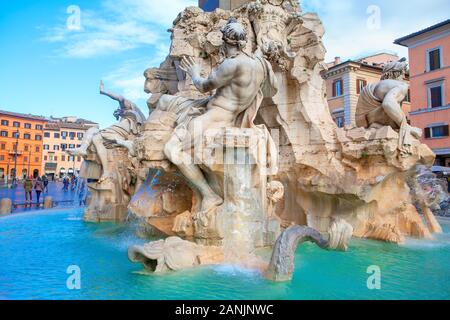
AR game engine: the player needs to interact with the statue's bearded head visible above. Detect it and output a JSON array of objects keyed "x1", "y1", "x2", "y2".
[
  {"x1": 220, "y1": 18, "x2": 247, "y2": 57},
  {"x1": 381, "y1": 58, "x2": 408, "y2": 80}
]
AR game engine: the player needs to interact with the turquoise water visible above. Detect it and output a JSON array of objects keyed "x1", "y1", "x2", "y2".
[{"x1": 0, "y1": 208, "x2": 449, "y2": 300}]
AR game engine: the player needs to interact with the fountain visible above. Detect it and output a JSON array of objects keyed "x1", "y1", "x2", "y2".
[{"x1": 70, "y1": 1, "x2": 442, "y2": 280}]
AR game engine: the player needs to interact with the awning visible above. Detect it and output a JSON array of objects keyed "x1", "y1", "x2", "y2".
[
  {"x1": 433, "y1": 148, "x2": 450, "y2": 156},
  {"x1": 68, "y1": 168, "x2": 74, "y2": 173},
  {"x1": 44, "y1": 163, "x2": 57, "y2": 171},
  {"x1": 60, "y1": 168, "x2": 66, "y2": 173}
]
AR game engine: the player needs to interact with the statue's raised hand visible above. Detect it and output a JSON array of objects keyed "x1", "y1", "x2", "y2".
[{"x1": 180, "y1": 56, "x2": 201, "y2": 77}]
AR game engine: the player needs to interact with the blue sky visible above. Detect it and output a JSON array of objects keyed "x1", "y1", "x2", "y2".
[{"x1": 0, "y1": 0, "x2": 449, "y2": 128}]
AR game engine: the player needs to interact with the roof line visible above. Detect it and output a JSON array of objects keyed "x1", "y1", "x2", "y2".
[{"x1": 394, "y1": 19, "x2": 450, "y2": 46}]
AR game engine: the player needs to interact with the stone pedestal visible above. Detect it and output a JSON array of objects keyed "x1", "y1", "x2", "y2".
[
  {"x1": 194, "y1": 127, "x2": 281, "y2": 249},
  {"x1": 0, "y1": 198, "x2": 12, "y2": 215},
  {"x1": 81, "y1": 148, "x2": 136, "y2": 222},
  {"x1": 43, "y1": 196, "x2": 53, "y2": 209}
]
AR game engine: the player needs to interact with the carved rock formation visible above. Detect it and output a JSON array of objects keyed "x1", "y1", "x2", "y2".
[{"x1": 133, "y1": 1, "x2": 437, "y2": 245}]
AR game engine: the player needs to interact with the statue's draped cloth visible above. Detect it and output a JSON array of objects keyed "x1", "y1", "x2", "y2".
[
  {"x1": 355, "y1": 83, "x2": 412, "y2": 151},
  {"x1": 100, "y1": 107, "x2": 146, "y2": 149},
  {"x1": 160, "y1": 55, "x2": 279, "y2": 175},
  {"x1": 355, "y1": 83, "x2": 382, "y2": 128}
]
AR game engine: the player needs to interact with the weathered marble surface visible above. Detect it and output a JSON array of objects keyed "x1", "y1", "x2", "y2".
[
  {"x1": 128, "y1": 237, "x2": 224, "y2": 272},
  {"x1": 134, "y1": 1, "x2": 438, "y2": 246}
]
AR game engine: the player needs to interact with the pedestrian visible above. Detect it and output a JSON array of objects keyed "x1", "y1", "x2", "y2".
[
  {"x1": 71, "y1": 175, "x2": 77, "y2": 191},
  {"x1": 24, "y1": 176, "x2": 33, "y2": 204},
  {"x1": 63, "y1": 176, "x2": 69, "y2": 192},
  {"x1": 42, "y1": 175, "x2": 49, "y2": 193},
  {"x1": 34, "y1": 177, "x2": 44, "y2": 205},
  {"x1": 78, "y1": 179, "x2": 86, "y2": 206}
]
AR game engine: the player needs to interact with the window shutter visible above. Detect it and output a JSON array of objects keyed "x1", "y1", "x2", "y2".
[
  {"x1": 444, "y1": 125, "x2": 449, "y2": 137},
  {"x1": 424, "y1": 127, "x2": 431, "y2": 138},
  {"x1": 339, "y1": 79, "x2": 343, "y2": 96},
  {"x1": 332, "y1": 81, "x2": 336, "y2": 97}
]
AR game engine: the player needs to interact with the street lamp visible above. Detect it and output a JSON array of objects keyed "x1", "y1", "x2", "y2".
[{"x1": 12, "y1": 128, "x2": 19, "y2": 188}]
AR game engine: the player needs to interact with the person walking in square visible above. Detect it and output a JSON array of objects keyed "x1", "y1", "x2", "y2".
[
  {"x1": 42, "y1": 175, "x2": 49, "y2": 193},
  {"x1": 24, "y1": 176, "x2": 33, "y2": 205},
  {"x1": 34, "y1": 177, "x2": 44, "y2": 205}
]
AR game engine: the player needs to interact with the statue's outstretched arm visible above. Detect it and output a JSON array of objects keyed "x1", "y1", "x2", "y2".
[
  {"x1": 180, "y1": 56, "x2": 235, "y2": 93},
  {"x1": 99, "y1": 80, "x2": 125, "y2": 103}
]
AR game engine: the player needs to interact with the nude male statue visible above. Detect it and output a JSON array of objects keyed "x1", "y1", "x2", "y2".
[
  {"x1": 157, "y1": 18, "x2": 277, "y2": 213},
  {"x1": 355, "y1": 58, "x2": 422, "y2": 150},
  {"x1": 67, "y1": 81, "x2": 146, "y2": 183}
]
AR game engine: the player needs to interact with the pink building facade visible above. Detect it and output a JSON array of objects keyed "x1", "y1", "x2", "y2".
[{"x1": 395, "y1": 20, "x2": 450, "y2": 167}]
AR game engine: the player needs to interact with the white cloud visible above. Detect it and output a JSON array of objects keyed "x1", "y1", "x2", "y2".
[
  {"x1": 102, "y1": 43, "x2": 169, "y2": 102},
  {"x1": 41, "y1": 0, "x2": 196, "y2": 58},
  {"x1": 303, "y1": 0, "x2": 450, "y2": 62}
]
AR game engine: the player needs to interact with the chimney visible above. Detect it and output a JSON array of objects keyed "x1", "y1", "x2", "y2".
[{"x1": 334, "y1": 57, "x2": 341, "y2": 65}]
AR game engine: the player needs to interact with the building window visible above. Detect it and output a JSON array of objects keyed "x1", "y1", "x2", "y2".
[
  {"x1": 77, "y1": 156, "x2": 81, "y2": 162},
  {"x1": 61, "y1": 131, "x2": 68, "y2": 139},
  {"x1": 24, "y1": 133, "x2": 31, "y2": 140},
  {"x1": 53, "y1": 145, "x2": 60, "y2": 151},
  {"x1": 24, "y1": 145, "x2": 29, "y2": 152},
  {"x1": 12, "y1": 131, "x2": 19, "y2": 138},
  {"x1": 1, "y1": 143, "x2": 5, "y2": 150},
  {"x1": 404, "y1": 89, "x2": 411, "y2": 103},
  {"x1": 35, "y1": 124, "x2": 43, "y2": 130},
  {"x1": 54, "y1": 133, "x2": 60, "y2": 139},
  {"x1": 62, "y1": 155, "x2": 66, "y2": 161},
  {"x1": 44, "y1": 132, "x2": 51, "y2": 138},
  {"x1": 1, "y1": 120, "x2": 9, "y2": 126},
  {"x1": 332, "y1": 110, "x2": 345, "y2": 128},
  {"x1": 427, "y1": 47, "x2": 442, "y2": 72},
  {"x1": 0, "y1": 156, "x2": 4, "y2": 161},
  {"x1": 44, "y1": 156, "x2": 48, "y2": 161},
  {"x1": 13, "y1": 121, "x2": 20, "y2": 128},
  {"x1": 35, "y1": 134, "x2": 42, "y2": 141},
  {"x1": 77, "y1": 132, "x2": 84, "y2": 139},
  {"x1": 54, "y1": 156, "x2": 58, "y2": 161},
  {"x1": 24, "y1": 123, "x2": 32, "y2": 129},
  {"x1": 425, "y1": 124, "x2": 449, "y2": 139},
  {"x1": 61, "y1": 144, "x2": 67, "y2": 151},
  {"x1": 1, "y1": 131, "x2": 7, "y2": 137},
  {"x1": 333, "y1": 79, "x2": 343, "y2": 97},
  {"x1": 43, "y1": 144, "x2": 49, "y2": 150},
  {"x1": 428, "y1": 82, "x2": 444, "y2": 108},
  {"x1": 69, "y1": 144, "x2": 75, "y2": 149},
  {"x1": 35, "y1": 146, "x2": 40, "y2": 152},
  {"x1": 35, "y1": 157, "x2": 39, "y2": 162},
  {"x1": 356, "y1": 79, "x2": 367, "y2": 94},
  {"x1": 24, "y1": 156, "x2": 28, "y2": 163}
]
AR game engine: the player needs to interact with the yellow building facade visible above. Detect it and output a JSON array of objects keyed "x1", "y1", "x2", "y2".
[
  {"x1": 42, "y1": 117, "x2": 98, "y2": 180},
  {"x1": 323, "y1": 53, "x2": 411, "y2": 128}
]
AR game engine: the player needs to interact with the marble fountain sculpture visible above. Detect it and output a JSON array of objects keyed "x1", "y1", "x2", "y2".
[{"x1": 69, "y1": 0, "x2": 442, "y2": 281}]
